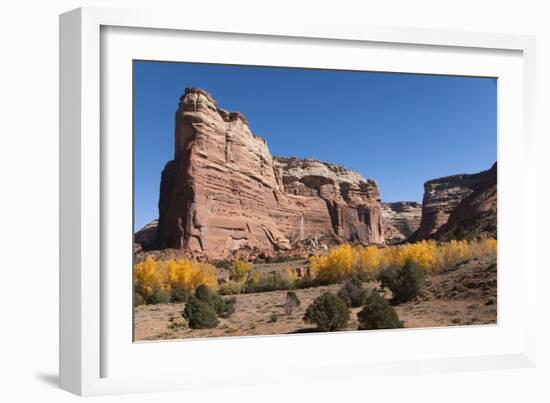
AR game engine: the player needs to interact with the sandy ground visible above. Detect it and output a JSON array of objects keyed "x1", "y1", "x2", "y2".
[
  {"x1": 395, "y1": 257, "x2": 497, "y2": 328},
  {"x1": 134, "y1": 257, "x2": 497, "y2": 341}
]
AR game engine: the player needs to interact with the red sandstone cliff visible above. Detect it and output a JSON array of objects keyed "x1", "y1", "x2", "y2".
[
  {"x1": 155, "y1": 88, "x2": 384, "y2": 259},
  {"x1": 413, "y1": 163, "x2": 497, "y2": 241},
  {"x1": 434, "y1": 163, "x2": 497, "y2": 241}
]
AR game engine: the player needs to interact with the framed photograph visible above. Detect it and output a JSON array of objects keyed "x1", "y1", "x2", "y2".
[{"x1": 60, "y1": 7, "x2": 537, "y2": 396}]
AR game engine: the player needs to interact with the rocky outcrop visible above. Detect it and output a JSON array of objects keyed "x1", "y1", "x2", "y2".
[
  {"x1": 434, "y1": 163, "x2": 497, "y2": 241},
  {"x1": 155, "y1": 88, "x2": 384, "y2": 259},
  {"x1": 274, "y1": 157, "x2": 383, "y2": 244},
  {"x1": 381, "y1": 202, "x2": 422, "y2": 244},
  {"x1": 414, "y1": 164, "x2": 496, "y2": 241},
  {"x1": 134, "y1": 220, "x2": 159, "y2": 250}
]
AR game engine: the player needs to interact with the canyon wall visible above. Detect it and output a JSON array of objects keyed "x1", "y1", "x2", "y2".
[
  {"x1": 381, "y1": 202, "x2": 422, "y2": 244},
  {"x1": 155, "y1": 88, "x2": 384, "y2": 259},
  {"x1": 414, "y1": 164, "x2": 497, "y2": 241},
  {"x1": 434, "y1": 163, "x2": 497, "y2": 241}
]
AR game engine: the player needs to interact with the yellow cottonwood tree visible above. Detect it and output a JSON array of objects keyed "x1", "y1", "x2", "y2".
[
  {"x1": 134, "y1": 256, "x2": 217, "y2": 303},
  {"x1": 308, "y1": 238, "x2": 496, "y2": 282}
]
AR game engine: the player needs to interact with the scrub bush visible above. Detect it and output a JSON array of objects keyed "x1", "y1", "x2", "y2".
[
  {"x1": 337, "y1": 276, "x2": 369, "y2": 308},
  {"x1": 194, "y1": 284, "x2": 236, "y2": 318},
  {"x1": 382, "y1": 259, "x2": 425, "y2": 303},
  {"x1": 357, "y1": 292, "x2": 403, "y2": 330},
  {"x1": 303, "y1": 293, "x2": 350, "y2": 332},
  {"x1": 243, "y1": 271, "x2": 293, "y2": 293},
  {"x1": 183, "y1": 297, "x2": 219, "y2": 329},
  {"x1": 230, "y1": 260, "x2": 250, "y2": 282}
]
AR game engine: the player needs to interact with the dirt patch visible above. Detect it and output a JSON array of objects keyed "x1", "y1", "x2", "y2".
[
  {"x1": 134, "y1": 284, "x2": 358, "y2": 341},
  {"x1": 395, "y1": 256, "x2": 497, "y2": 328}
]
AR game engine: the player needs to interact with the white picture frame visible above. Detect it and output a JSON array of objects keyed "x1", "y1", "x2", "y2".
[{"x1": 59, "y1": 6, "x2": 537, "y2": 396}]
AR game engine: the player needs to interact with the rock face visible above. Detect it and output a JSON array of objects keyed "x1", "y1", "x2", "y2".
[
  {"x1": 134, "y1": 220, "x2": 159, "y2": 250},
  {"x1": 381, "y1": 202, "x2": 422, "y2": 244},
  {"x1": 274, "y1": 157, "x2": 383, "y2": 244},
  {"x1": 155, "y1": 88, "x2": 384, "y2": 259},
  {"x1": 434, "y1": 163, "x2": 497, "y2": 241},
  {"x1": 414, "y1": 164, "x2": 497, "y2": 241}
]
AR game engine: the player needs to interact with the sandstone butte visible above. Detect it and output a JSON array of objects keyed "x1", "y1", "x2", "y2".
[{"x1": 155, "y1": 88, "x2": 385, "y2": 259}]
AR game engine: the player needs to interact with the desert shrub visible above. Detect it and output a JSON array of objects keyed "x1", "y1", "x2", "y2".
[
  {"x1": 218, "y1": 281, "x2": 243, "y2": 295},
  {"x1": 146, "y1": 287, "x2": 171, "y2": 305},
  {"x1": 213, "y1": 259, "x2": 233, "y2": 271},
  {"x1": 337, "y1": 276, "x2": 369, "y2": 308},
  {"x1": 134, "y1": 292, "x2": 145, "y2": 307},
  {"x1": 230, "y1": 260, "x2": 250, "y2": 282},
  {"x1": 357, "y1": 292, "x2": 404, "y2": 330},
  {"x1": 194, "y1": 284, "x2": 236, "y2": 318},
  {"x1": 286, "y1": 267, "x2": 298, "y2": 288},
  {"x1": 353, "y1": 270, "x2": 373, "y2": 282},
  {"x1": 195, "y1": 284, "x2": 223, "y2": 309},
  {"x1": 243, "y1": 271, "x2": 293, "y2": 293},
  {"x1": 383, "y1": 259, "x2": 425, "y2": 303},
  {"x1": 183, "y1": 296, "x2": 219, "y2": 329},
  {"x1": 265, "y1": 255, "x2": 303, "y2": 264},
  {"x1": 220, "y1": 297, "x2": 237, "y2": 319},
  {"x1": 170, "y1": 287, "x2": 191, "y2": 303},
  {"x1": 294, "y1": 277, "x2": 315, "y2": 289},
  {"x1": 377, "y1": 266, "x2": 399, "y2": 291},
  {"x1": 269, "y1": 313, "x2": 279, "y2": 323},
  {"x1": 167, "y1": 317, "x2": 188, "y2": 330},
  {"x1": 284, "y1": 291, "x2": 301, "y2": 315},
  {"x1": 294, "y1": 275, "x2": 330, "y2": 289},
  {"x1": 303, "y1": 293, "x2": 350, "y2": 332}
]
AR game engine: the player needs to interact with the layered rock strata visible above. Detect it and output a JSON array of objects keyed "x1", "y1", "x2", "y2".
[
  {"x1": 155, "y1": 88, "x2": 384, "y2": 259},
  {"x1": 381, "y1": 202, "x2": 422, "y2": 244},
  {"x1": 414, "y1": 164, "x2": 497, "y2": 241},
  {"x1": 434, "y1": 163, "x2": 497, "y2": 241}
]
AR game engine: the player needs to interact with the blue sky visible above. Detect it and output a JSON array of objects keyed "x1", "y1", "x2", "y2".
[{"x1": 134, "y1": 61, "x2": 496, "y2": 230}]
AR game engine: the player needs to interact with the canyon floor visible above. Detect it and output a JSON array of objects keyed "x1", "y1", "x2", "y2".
[{"x1": 133, "y1": 256, "x2": 496, "y2": 341}]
